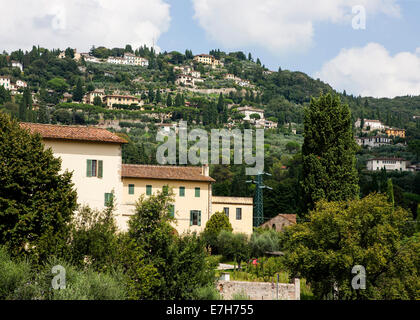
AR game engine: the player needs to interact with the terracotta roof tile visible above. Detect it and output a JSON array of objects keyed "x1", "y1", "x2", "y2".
[
  {"x1": 20, "y1": 122, "x2": 127, "y2": 144},
  {"x1": 122, "y1": 164, "x2": 215, "y2": 182},
  {"x1": 277, "y1": 214, "x2": 297, "y2": 224}
]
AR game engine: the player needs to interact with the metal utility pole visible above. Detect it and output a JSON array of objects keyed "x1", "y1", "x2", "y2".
[{"x1": 247, "y1": 172, "x2": 272, "y2": 227}]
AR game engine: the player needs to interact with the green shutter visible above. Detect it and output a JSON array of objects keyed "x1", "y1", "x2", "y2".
[
  {"x1": 128, "y1": 184, "x2": 134, "y2": 195},
  {"x1": 169, "y1": 205, "x2": 175, "y2": 218},
  {"x1": 163, "y1": 185, "x2": 168, "y2": 195},
  {"x1": 104, "y1": 193, "x2": 112, "y2": 206},
  {"x1": 86, "y1": 159, "x2": 92, "y2": 177},
  {"x1": 179, "y1": 186, "x2": 185, "y2": 197},
  {"x1": 98, "y1": 160, "x2": 103, "y2": 178},
  {"x1": 198, "y1": 211, "x2": 201, "y2": 226},
  {"x1": 195, "y1": 187, "x2": 200, "y2": 197},
  {"x1": 190, "y1": 211, "x2": 193, "y2": 226},
  {"x1": 146, "y1": 185, "x2": 152, "y2": 195}
]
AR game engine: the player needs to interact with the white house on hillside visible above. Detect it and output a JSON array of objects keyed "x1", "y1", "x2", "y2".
[{"x1": 366, "y1": 158, "x2": 408, "y2": 171}]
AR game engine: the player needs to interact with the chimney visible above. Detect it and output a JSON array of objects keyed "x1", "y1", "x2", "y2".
[{"x1": 202, "y1": 164, "x2": 209, "y2": 177}]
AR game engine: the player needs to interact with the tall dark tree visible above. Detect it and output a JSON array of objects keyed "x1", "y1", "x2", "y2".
[
  {"x1": 166, "y1": 94, "x2": 172, "y2": 107},
  {"x1": 72, "y1": 78, "x2": 84, "y2": 102},
  {"x1": 0, "y1": 112, "x2": 77, "y2": 261},
  {"x1": 302, "y1": 93, "x2": 359, "y2": 213}
]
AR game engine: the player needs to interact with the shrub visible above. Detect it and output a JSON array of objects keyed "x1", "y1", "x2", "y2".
[
  {"x1": 202, "y1": 211, "x2": 233, "y2": 253},
  {"x1": 249, "y1": 229, "x2": 282, "y2": 257},
  {"x1": 36, "y1": 258, "x2": 127, "y2": 300},
  {"x1": 0, "y1": 247, "x2": 33, "y2": 300},
  {"x1": 193, "y1": 284, "x2": 222, "y2": 300},
  {"x1": 217, "y1": 231, "x2": 250, "y2": 267}
]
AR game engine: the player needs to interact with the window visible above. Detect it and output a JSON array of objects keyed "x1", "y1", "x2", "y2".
[
  {"x1": 190, "y1": 210, "x2": 201, "y2": 226},
  {"x1": 86, "y1": 159, "x2": 103, "y2": 178},
  {"x1": 128, "y1": 184, "x2": 135, "y2": 195},
  {"x1": 146, "y1": 185, "x2": 152, "y2": 196},
  {"x1": 223, "y1": 207, "x2": 229, "y2": 217},
  {"x1": 179, "y1": 186, "x2": 185, "y2": 197},
  {"x1": 168, "y1": 205, "x2": 175, "y2": 218},
  {"x1": 163, "y1": 185, "x2": 169, "y2": 195},
  {"x1": 236, "y1": 208, "x2": 242, "y2": 220},
  {"x1": 195, "y1": 187, "x2": 200, "y2": 198},
  {"x1": 104, "y1": 193, "x2": 113, "y2": 207}
]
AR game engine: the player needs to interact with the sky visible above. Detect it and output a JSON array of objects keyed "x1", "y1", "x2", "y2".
[{"x1": 1, "y1": 0, "x2": 419, "y2": 98}]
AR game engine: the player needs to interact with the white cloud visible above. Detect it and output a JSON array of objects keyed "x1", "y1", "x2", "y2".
[
  {"x1": 0, "y1": 0, "x2": 171, "y2": 53},
  {"x1": 314, "y1": 43, "x2": 420, "y2": 98},
  {"x1": 191, "y1": 0, "x2": 400, "y2": 53}
]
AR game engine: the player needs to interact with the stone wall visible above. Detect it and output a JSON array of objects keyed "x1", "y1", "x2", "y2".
[{"x1": 216, "y1": 278, "x2": 300, "y2": 300}]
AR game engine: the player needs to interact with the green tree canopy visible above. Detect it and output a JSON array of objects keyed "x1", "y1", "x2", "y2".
[
  {"x1": 302, "y1": 93, "x2": 359, "y2": 213},
  {"x1": 281, "y1": 193, "x2": 419, "y2": 300},
  {"x1": 0, "y1": 112, "x2": 77, "y2": 261}
]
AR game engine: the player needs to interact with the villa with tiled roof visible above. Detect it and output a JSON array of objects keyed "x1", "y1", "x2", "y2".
[{"x1": 20, "y1": 122, "x2": 253, "y2": 235}]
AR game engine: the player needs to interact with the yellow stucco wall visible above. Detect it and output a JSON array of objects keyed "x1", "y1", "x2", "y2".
[
  {"x1": 120, "y1": 178, "x2": 212, "y2": 234},
  {"x1": 43, "y1": 139, "x2": 124, "y2": 215},
  {"x1": 211, "y1": 196, "x2": 253, "y2": 236}
]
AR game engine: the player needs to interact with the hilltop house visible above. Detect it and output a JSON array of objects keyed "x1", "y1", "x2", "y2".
[
  {"x1": 193, "y1": 54, "x2": 223, "y2": 68},
  {"x1": 0, "y1": 76, "x2": 11, "y2": 90},
  {"x1": 366, "y1": 157, "x2": 408, "y2": 171},
  {"x1": 84, "y1": 89, "x2": 105, "y2": 104},
  {"x1": 103, "y1": 94, "x2": 143, "y2": 108},
  {"x1": 356, "y1": 136, "x2": 391, "y2": 148},
  {"x1": 385, "y1": 128, "x2": 406, "y2": 138},
  {"x1": 354, "y1": 119, "x2": 385, "y2": 131},
  {"x1": 237, "y1": 106, "x2": 264, "y2": 121},
  {"x1": 107, "y1": 53, "x2": 149, "y2": 67},
  {"x1": 11, "y1": 61, "x2": 23, "y2": 72},
  {"x1": 19, "y1": 123, "x2": 254, "y2": 235},
  {"x1": 175, "y1": 74, "x2": 203, "y2": 87}
]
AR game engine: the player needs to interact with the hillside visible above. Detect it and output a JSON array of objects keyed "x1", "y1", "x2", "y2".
[{"x1": 1, "y1": 44, "x2": 420, "y2": 219}]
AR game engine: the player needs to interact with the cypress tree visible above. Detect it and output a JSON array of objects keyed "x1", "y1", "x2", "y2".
[
  {"x1": 302, "y1": 93, "x2": 359, "y2": 212},
  {"x1": 72, "y1": 78, "x2": 84, "y2": 102}
]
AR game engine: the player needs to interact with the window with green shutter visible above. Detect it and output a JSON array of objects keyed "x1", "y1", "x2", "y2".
[
  {"x1": 146, "y1": 185, "x2": 152, "y2": 195},
  {"x1": 195, "y1": 187, "x2": 200, "y2": 197},
  {"x1": 87, "y1": 159, "x2": 102, "y2": 178},
  {"x1": 87, "y1": 159, "x2": 92, "y2": 177},
  {"x1": 169, "y1": 205, "x2": 175, "y2": 218},
  {"x1": 128, "y1": 184, "x2": 135, "y2": 195},
  {"x1": 98, "y1": 160, "x2": 103, "y2": 178},
  {"x1": 179, "y1": 186, "x2": 185, "y2": 197},
  {"x1": 190, "y1": 210, "x2": 201, "y2": 226},
  {"x1": 163, "y1": 185, "x2": 169, "y2": 195},
  {"x1": 104, "y1": 193, "x2": 113, "y2": 207}
]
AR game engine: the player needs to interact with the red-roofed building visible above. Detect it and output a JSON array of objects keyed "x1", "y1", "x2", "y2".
[{"x1": 260, "y1": 214, "x2": 297, "y2": 232}]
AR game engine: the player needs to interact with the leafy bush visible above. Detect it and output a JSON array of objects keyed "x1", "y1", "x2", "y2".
[
  {"x1": 36, "y1": 258, "x2": 127, "y2": 300},
  {"x1": 0, "y1": 247, "x2": 33, "y2": 299},
  {"x1": 217, "y1": 231, "x2": 250, "y2": 267},
  {"x1": 193, "y1": 284, "x2": 222, "y2": 300},
  {"x1": 202, "y1": 211, "x2": 233, "y2": 253},
  {"x1": 69, "y1": 204, "x2": 119, "y2": 272},
  {"x1": 249, "y1": 229, "x2": 282, "y2": 257}
]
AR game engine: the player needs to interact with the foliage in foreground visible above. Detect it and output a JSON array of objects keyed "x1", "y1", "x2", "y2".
[
  {"x1": 0, "y1": 111, "x2": 77, "y2": 262},
  {"x1": 281, "y1": 193, "x2": 420, "y2": 299}
]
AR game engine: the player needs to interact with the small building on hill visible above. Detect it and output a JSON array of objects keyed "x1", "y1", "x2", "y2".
[
  {"x1": 260, "y1": 214, "x2": 296, "y2": 232},
  {"x1": 366, "y1": 157, "x2": 408, "y2": 171}
]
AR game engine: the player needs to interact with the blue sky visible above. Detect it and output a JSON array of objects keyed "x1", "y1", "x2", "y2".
[
  {"x1": 159, "y1": 0, "x2": 419, "y2": 74},
  {"x1": 1, "y1": 0, "x2": 419, "y2": 98}
]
